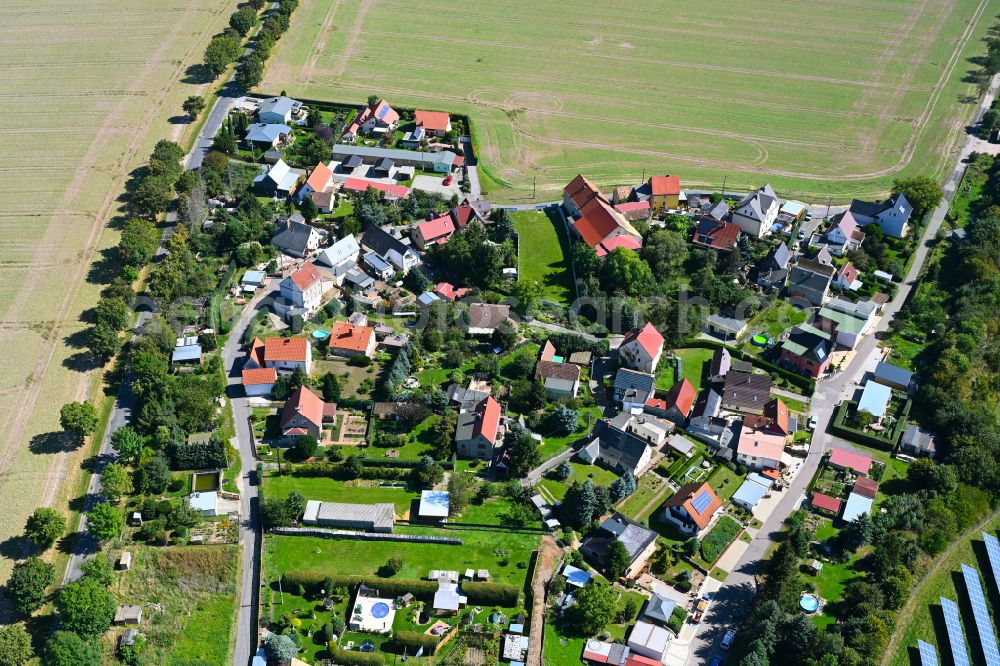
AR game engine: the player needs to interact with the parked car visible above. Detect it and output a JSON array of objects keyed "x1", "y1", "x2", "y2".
[
  {"x1": 710, "y1": 656, "x2": 725, "y2": 666},
  {"x1": 808, "y1": 414, "x2": 818, "y2": 430},
  {"x1": 722, "y1": 629, "x2": 737, "y2": 650},
  {"x1": 442, "y1": 175, "x2": 453, "y2": 186}
]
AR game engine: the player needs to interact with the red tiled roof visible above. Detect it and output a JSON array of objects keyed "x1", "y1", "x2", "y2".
[
  {"x1": 264, "y1": 337, "x2": 310, "y2": 363},
  {"x1": 415, "y1": 215, "x2": 455, "y2": 243},
  {"x1": 622, "y1": 323, "x2": 664, "y2": 358},
  {"x1": 595, "y1": 234, "x2": 642, "y2": 257},
  {"x1": 328, "y1": 321, "x2": 374, "y2": 354},
  {"x1": 434, "y1": 282, "x2": 457, "y2": 300},
  {"x1": 649, "y1": 175, "x2": 680, "y2": 196},
  {"x1": 663, "y1": 482, "x2": 722, "y2": 530},
  {"x1": 811, "y1": 493, "x2": 842, "y2": 514},
  {"x1": 414, "y1": 109, "x2": 450, "y2": 132},
  {"x1": 242, "y1": 367, "x2": 277, "y2": 386},
  {"x1": 761, "y1": 468, "x2": 780, "y2": 480},
  {"x1": 737, "y1": 428, "x2": 786, "y2": 462},
  {"x1": 564, "y1": 174, "x2": 603, "y2": 209},
  {"x1": 281, "y1": 386, "x2": 325, "y2": 429},
  {"x1": 614, "y1": 200, "x2": 650, "y2": 213},
  {"x1": 839, "y1": 262, "x2": 859, "y2": 283},
  {"x1": 645, "y1": 397, "x2": 667, "y2": 411},
  {"x1": 536, "y1": 360, "x2": 581, "y2": 382},
  {"x1": 692, "y1": 220, "x2": 741, "y2": 250},
  {"x1": 663, "y1": 378, "x2": 696, "y2": 417},
  {"x1": 766, "y1": 398, "x2": 790, "y2": 435},
  {"x1": 625, "y1": 655, "x2": 662, "y2": 666},
  {"x1": 305, "y1": 162, "x2": 332, "y2": 193},
  {"x1": 248, "y1": 337, "x2": 266, "y2": 367},
  {"x1": 473, "y1": 395, "x2": 502, "y2": 445},
  {"x1": 288, "y1": 261, "x2": 321, "y2": 291},
  {"x1": 828, "y1": 447, "x2": 873, "y2": 475},
  {"x1": 853, "y1": 477, "x2": 879, "y2": 499},
  {"x1": 540, "y1": 340, "x2": 556, "y2": 362},
  {"x1": 342, "y1": 178, "x2": 410, "y2": 200}
]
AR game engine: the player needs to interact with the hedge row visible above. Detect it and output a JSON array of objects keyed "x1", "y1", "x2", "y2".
[
  {"x1": 281, "y1": 572, "x2": 439, "y2": 600},
  {"x1": 682, "y1": 339, "x2": 816, "y2": 395},
  {"x1": 830, "y1": 399, "x2": 910, "y2": 451},
  {"x1": 328, "y1": 649, "x2": 384, "y2": 665},
  {"x1": 392, "y1": 630, "x2": 440, "y2": 654},
  {"x1": 360, "y1": 457, "x2": 455, "y2": 471},
  {"x1": 461, "y1": 581, "x2": 520, "y2": 606}
]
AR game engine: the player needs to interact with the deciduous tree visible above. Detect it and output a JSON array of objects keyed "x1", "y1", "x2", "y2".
[
  {"x1": 60, "y1": 402, "x2": 98, "y2": 441},
  {"x1": 86, "y1": 501, "x2": 124, "y2": 542},
  {"x1": 24, "y1": 507, "x2": 65, "y2": 551},
  {"x1": 8, "y1": 557, "x2": 53, "y2": 615},
  {"x1": 0, "y1": 624, "x2": 33, "y2": 666},
  {"x1": 55, "y1": 578, "x2": 116, "y2": 635}
]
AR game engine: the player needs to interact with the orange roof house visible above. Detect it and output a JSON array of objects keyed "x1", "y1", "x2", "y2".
[
  {"x1": 648, "y1": 175, "x2": 681, "y2": 212},
  {"x1": 264, "y1": 337, "x2": 310, "y2": 363},
  {"x1": 280, "y1": 386, "x2": 329, "y2": 439},
  {"x1": 288, "y1": 261, "x2": 322, "y2": 292},
  {"x1": 563, "y1": 175, "x2": 641, "y2": 250},
  {"x1": 327, "y1": 321, "x2": 376, "y2": 358},
  {"x1": 242, "y1": 367, "x2": 278, "y2": 387},
  {"x1": 662, "y1": 482, "x2": 722, "y2": 534},
  {"x1": 303, "y1": 162, "x2": 332, "y2": 197},
  {"x1": 661, "y1": 378, "x2": 696, "y2": 421},
  {"x1": 414, "y1": 110, "x2": 451, "y2": 134}
]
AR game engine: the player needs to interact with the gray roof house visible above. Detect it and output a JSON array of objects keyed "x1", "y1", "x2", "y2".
[
  {"x1": 315, "y1": 234, "x2": 361, "y2": 275},
  {"x1": 272, "y1": 218, "x2": 322, "y2": 258},
  {"x1": 332, "y1": 144, "x2": 461, "y2": 173},
  {"x1": 613, "y1": 368, "x2": 656, "y2": 407},
  {"x1": 732, "y1": 184, "x2": 780, "y2": 238},
  {"x1": 257, "y1": 95, "x2": 301, "y2": 124},
  {"x1": 709, "y1": 348, "x2": 731, "y2": 381},
  {"x1": 787, "y1": 259, "x2": 835, "y2": 306},
  {"x1": 361, "y1": 224, "x2": 421, "y2": 274},
  {"x1": 244, "y1": 123, "x2": 292, "y2": 148},
  {"x1": 900, "y1": 425, "x2": 936, "y2": 458},
  {"x1": 254, "y1": 159, "x2": 304, "y2": 198},
  {"x1": 642, "y1": 593, "x2": 678, "y2": 625},
  {"x1": 579, "y1": 513, "x2": 659, "y2": 579},
  {"x1": 848, "y1": 192, "x2": 912, "y2": 238},
  {"x1": 577, "y1": 419, "x2": 653, "y2": 476},
  {"x1": 872, "y1": 361, "x2": 915, "y2": 392}
]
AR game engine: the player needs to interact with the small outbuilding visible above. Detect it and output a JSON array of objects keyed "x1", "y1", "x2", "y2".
[
  {"x1": 117, "y1": 551, "x2": 132, "y2": 571},
  {"x1": 418, "y1": 490, "x2": 450, "y2": 522},
  {"x1": 114, "y1": 605, "x2": 143, "y2": 626}
]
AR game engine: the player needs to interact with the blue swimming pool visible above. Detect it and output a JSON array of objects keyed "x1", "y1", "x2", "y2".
[{"x1": 800, "y1": 594, "x2": 820, "y2": 613}]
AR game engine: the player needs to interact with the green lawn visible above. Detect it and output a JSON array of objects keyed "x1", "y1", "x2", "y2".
[
  {"x1": 706, "y1": 464, "x2": 744, "y2": 502},
  {"x1": 512, "y1": 209, "x2": 574, "y2": 305},
  {"x1": 415, "y1": 361, "x2": 474, "y2": 388},
  {"x1": 778, "y1": 393, "x2": 810, "y2": 416},
  {"x1": 263, "y1": 472, "x2": 420, "y2": 516},
  {"x1": 617, "y1": 472, "x2": 672, "y2": 521},
  {"x1": 700, "y1": 515, "x2": 742, "y2": 565},
  {"x1": 534, "y1": 405, "x2": 602, "y2": 462},
  {"x1": 656, "y1": 347, "x2": 714, "y2": 392},
  {"x1": 265, "y1": 498, "x2": 541, "y2": 587},
  {"x1": 882, "y1": 331, "x2": 926, "y2": 371},
  {"x1": 743, "y1": 301, "x2": 808, "y2": 355},
  {"x1": 538, "y1": 460, "x2": 620, "y2": 502}
]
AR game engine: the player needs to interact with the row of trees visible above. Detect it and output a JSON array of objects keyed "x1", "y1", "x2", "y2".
[
  {"x1": 235, "y1": 0, "x2": 300, "y2": 90},
  {"x1": 202, "y1": 0, "x2": 266, "y2": 79}
]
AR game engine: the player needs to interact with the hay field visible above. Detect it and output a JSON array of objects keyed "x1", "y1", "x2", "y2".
[
  {"x1": 262, "y1": 0, "x2": 998, "y2": 202},
  {"x1": 0, "y1": 0, "x2": 238, "y2": 584}
]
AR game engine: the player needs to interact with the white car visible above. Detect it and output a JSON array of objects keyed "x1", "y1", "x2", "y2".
[{"x1": 808, "y1": 415, "x2": 818, "y2": 430}]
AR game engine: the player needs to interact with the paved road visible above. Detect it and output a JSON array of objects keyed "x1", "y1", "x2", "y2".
[
  {"x1": 187, "y1": 81, "x2": 241, "y2": 170},
  {"x1": 224, "y1": 283, "x2": 277, "y2": 666},
  {"x1": 685, "y1": 72, "x2": 1000, "y2": 666}
]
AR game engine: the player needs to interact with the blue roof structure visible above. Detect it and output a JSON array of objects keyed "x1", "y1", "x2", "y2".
[
  {"x1": 858, "y1": 381, "x2": 892, "y2": 418},
  {"x1": 961, "y1": 564, "x2": 1000, "y2": 665},
  {"x1": 874, "y1": 361, "x2": 913, "y2": 387},
  {"x1": 363, "y1": 251, "x2": 392, "y2": 274},
  {"x1": 171, "y1": 344, "x2": 202, "y2": 363},
  {"x1": 419, "y1": 490, "x2": 450, "y2": 519},
  {"x1": 747, "y1": 472, "x2": 773, "y2": 488},
  {"x1": 242, "y1": 269, "x2": 266, "y2": 285},
  {"x1": 562, "y1": 564, "x2": 592, "y2": 588},
  {"x1": 841, "y1": 492, "x2": 873, "y2": 523},
  {"x1": 941, "y1": 596, "x2": 971, "y2": 666},
  {"x1": 417, "y1": 291, "x2": 440, "y2": 306},
  {"x1": 731, "y1": 477, "x2": 769, "y2": 510},
  {"x1": 917, "y1": 640, "x2": 938, "y2": 666}
]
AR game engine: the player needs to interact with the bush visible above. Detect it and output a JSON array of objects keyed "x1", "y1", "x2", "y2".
[
  {"x1": 393, "y1": 631, "x2": 439, "y2": 653},
  {"x1": 329, "y1": 650, "x2": 383, "y2": 665},
  {"x1": 675, "y1": 579, "x2": 692, "y2": 593},
  {"x1": 281, "y1": 572, "x2": 440, "y2": 600},
  {"x1": 667, "y1": 606, "x2": 688, "y2": 634},
  {"x1": 461, "y1": 581, "x2": 519, "y2": 606}
]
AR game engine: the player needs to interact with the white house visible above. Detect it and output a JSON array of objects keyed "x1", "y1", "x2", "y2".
[
  {"x1": 732, "y1": 184, "x2": 780, "y2": 238},
  {"x1": 736, "y1": 427, "x2": 785, "y2": 471},
  {"x1": 279, "y1": 262, "x2": 325, "y2": 315},
  {"x1": 361, "y1": 225, "x2": 421, "y2": 275},
  {"x1": 297, "y1": 162, "x2": 333, "y2": 203},
  {"x1": 826, "y1": 211, "x2": 865, "y2": 254},
  {"x1": 263, "y1": 337, "x2": 313, "y2": 375},
  {"x1": 258, "y1": 96, "x2": 301, "y2": 124},
  {"x1": 618, "y1": 323, "x2": 665, "y2": 374},
  {"x1": 316, "y1": 235, "x2": 360, "y2": 283},
  {"x1": 628, "y1": 621, "x2": 673, "y2": 662}
]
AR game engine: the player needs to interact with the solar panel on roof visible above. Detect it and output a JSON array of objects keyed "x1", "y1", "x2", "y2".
[
  {"x1": 691, "y1": 489, "x2": 712, "y2": 514},
  {"x1": 941, "y1": 596, "x2": 972, "y2": 666},
  {"x1": 378, "y1": 105, "x2": 389, "y2": 119},
  {"x1": 961, "y1": 564, "x2": 1000, "y2": 666},
  {"x1": 984, "y1": 533, "x2": 1000, "y2": 598},
  {"x1": 917, "y1": 640, "x2": 938, "y2": 666}
]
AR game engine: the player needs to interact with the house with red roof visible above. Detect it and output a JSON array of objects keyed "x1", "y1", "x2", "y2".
[
  {"x1": 833, "y1": 261, "x2": 862, "y2": 291},
  {"x1": 648, "y1": 175, "x2": 681, "y2": 212},
  {"x1": 327, "y1": 321, "x2": 377, "y2": 359},
  {"x1": 618, "y1": 323, "x2": 664, "y2": 374},
  {"x1": 692, "y1": 217, "x2": 741, "y2": 251},
  {"x1": 280, "y1": 386, "x2": 335, "y2": 441},
  {"x1": 341, "y1": 178, "x2": 410, "y2": 201},
  {"x1": 411, "y1": 214, "x2": 456, "y2": 249},
  {"x1": 536, "y1": 360, "x2": 581, "y2": 398},
  {"x1": 449, "y1": 198, "x2": 491, "y2": 229},
  {"x1": 414, "y1": 110, "x2": 451, "y2": 136},
  {"x1": 297, "y1": 161, "x2": 332, "y2": 202},
  {"x1": 432, "y1": 282, "x2": 468, "y2": 302},
  {"x1": 278, "y1": 261, "x2": 326, "y2": 316},
  {"x1": 595, "y1": 235, "x2": 643, "y2": 258},
  {"x1": 828, "y1": 447, "x2": 873, "y2": 476},
  {"x1": 614, "y1": 200, "x2": 652, "y2": 223},
  {"x1": 241, "y1": 337, "x2": 278, "y2": 396},
  {"x1": 811, "y1": 493, "x2": 842, "y2": 516},
  {"x1": 646, "y1": 378, "x2": 697, "y2": 425},
  {"x1": 454, "y1": 396, "x2": 504, "y2": 460},
  {"x1": 562, "y1": 175, "x2": 642, "y2": 253},
  {"x1": 343, "y1": 99, "x2": 399, "y2": 141},
  {"x1": 263, "y1": 337, "x2": 313, "y2": 375},
  {"x1": 662, "y1": 482, "x2": 723, "y2": 536},
  {"x1": 826, "y1": 211, "x2": 865, "y2": 254}
]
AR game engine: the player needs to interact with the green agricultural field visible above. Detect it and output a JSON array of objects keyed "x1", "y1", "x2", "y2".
[
  {"x1": 0, "y1": 0, "x2": 240, "y2": 585},
  {"x1": 261, "y1": 0, "x2": 996, "y2": 203},
  {"x1": 511, "y1": 209, "x2": 575, "y2": 305}
]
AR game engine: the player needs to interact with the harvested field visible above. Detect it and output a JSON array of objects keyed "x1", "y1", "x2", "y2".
[
  {"x1": 0, "y1": 0, "x2": 238, "y2": 586},
  {"x1": 262, "y1": 0, "x2": 997, "y2": 202}
]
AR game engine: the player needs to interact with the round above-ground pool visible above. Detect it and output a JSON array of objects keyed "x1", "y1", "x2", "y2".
[
  {"x1": 751, "y1": 334, "x2": 770, "y2": 347},
  {"x1": 359, "y1": 642, "x2": 375, "y2": 652},
  {"x1": 312, "y1": 329, "x2": 329, "y2": 340},
  {"x1": 370, "y1": 602, "x2": 391, "y2": 619},
  {"x1": 800, "y1": 594, "x2": 820, "y2": 613}
]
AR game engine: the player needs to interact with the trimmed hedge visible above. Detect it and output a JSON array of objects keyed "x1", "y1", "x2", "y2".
[
  {"x1": 392, "y1": 631, "x2": 440, "y2": 654},
  {"x1": 329, "y1": 649, "x2": 384, "y2": 665},
  {"x1": 830, "y1": 399, "x2": 910, "y2": 451},
  {"x1": 700, "y1": 515, "x2": 741, "y2": 564},
  {"x1": 361, "y1": 457, "x2": 456, "y2": 471},
  {"x1": 281, "y1": 572, "x2": 439, "y2": 601},
  {"x1": 461, "y1": 581, "x2": 520, "y2": 606},
  {"x1": 682, "y1": 339, "x2": 816, "y2": 395}
]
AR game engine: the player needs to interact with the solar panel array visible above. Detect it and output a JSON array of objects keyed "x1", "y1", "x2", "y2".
[
  {"x1": 941, "y1": 596, "x2": 972, "y2": 666},
  {"x1": 984, "y1": 533, "x2": 1000, "y2": 596},
  {"x1": 691, "y1": 489, "x2": 712, "y2": 514},
  {"x1": 961, "y1": 564, "x2": 1000, "y2": 666},
  {"x1": 917, "y1": 640, "x2": 938, "y2": 666}
]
